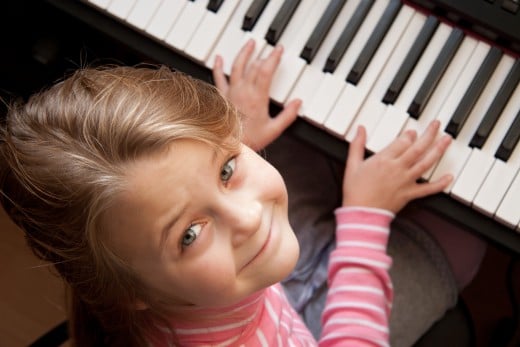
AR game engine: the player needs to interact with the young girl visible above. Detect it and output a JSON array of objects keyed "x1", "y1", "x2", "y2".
[{"x1": 1, "y1": 45, "x2": 453, "y2": 346}]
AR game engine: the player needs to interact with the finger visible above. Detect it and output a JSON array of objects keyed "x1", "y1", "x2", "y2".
[
  {"x1": 212, "y1": 55, "x2": 229, "y2": 95},
  {"x1": 378, "y1": 129, "x2": 416, "y2": 158},
  {"x1": 401, "y1": 120, "x2": 441, "y2": 166},
  {"x1": 410, "y1": 134, "x2": 451, "y2": 177},
  {"x1": 345, "y1": 126, "x2": 367, "y2": 174},
  {"x1": 230, "y1": 39, "x2": 255, "y2": 84},
  {"x1": 244, "y1": 59, "x2": 261, "y2": 85},
  {"x1": 409, "y1": 174, "x2": 453, "y2": 199},
  {"x1": 255, "y1": 45, "x2": 284, "y2": 92}
]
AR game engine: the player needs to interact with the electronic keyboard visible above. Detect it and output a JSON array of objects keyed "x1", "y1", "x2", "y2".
[{"x1": 44, "y1": 0, "x2": 520, "y2": 254}]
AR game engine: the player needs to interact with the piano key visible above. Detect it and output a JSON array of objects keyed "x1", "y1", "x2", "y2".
[
  {"x1": 482, "y1": 86, "x2": 520, "y2": 225},
  {"x1": 347, "y1": 0, "x2": 402, "y2": 85},
  {"x1": 495, "y1": 169, "x2": 520, "y2": 228},
  {"x1": 106, "y1": 0, "x2": 136, "y2": 19},
  {"x1": 242, "y1": 0, "x2": 269, "y2": 31},
  {"x1": 240, "y1": 0, "x2": 286, "y2": 60},
  {"x1": 345, "y1": 10, "x2": 426, "y2": 148},
  {"x1": 260, "y1": 0, "x2": 330, "y2": 103},
  {"x1": 305, "y1": 0, "x2": 390, "y2": 127},
  {"x1": 472, "y1": 109, "x2": 520, "y2": 217},
  {"x1": 342, "y1": 4, "x2": 416, "y2": 142},
  {"x1": 205, "y1": 0, "x2": 269, "y2": 72},
  {"x1": 207, "y1": 0, "x2": 225, "y2": 12},
  {"x1": 450, "y1": 79, "x2": 520, "y2": 204},
  {"x1": 382, "y1": 15, "x2": 439, "y2": 105},
  {"x1": 126, "y1": 0, "x2": 162, "y2": 30},
  {"x1": 445, "y1": 46, "x2": 503, "y2": 138},
  {"x1": 165, "y1": 0, "x2": 210, "y2": 51},
  {"x1": 300, "y1": 0, "x2": 347, "y2": 63},
  {"x1": 421, "y1": 41, "x2": 491, "y2": 180},
  {"x1": 145, "y1": 0, "x2": 188, "y2": 40},
  {"x1": 265, "y1": 0, "x2": 302, "y2": 45},
  {"x1": 367, "y1": 22, "x2": 453, "y2": 152},
  {"x1": 407, "y1": 28, "x2": 465, "y2": 119},
  {"x1": 87, "y1": 0, "x2": 112, "y2": 9},
  {"x1": 469, "y1": 59, "x2": 520, "y2": 148},
  {"x1": 185, "y1": 0, "x2": 241, "y2": 62},
  {"x1": 428, "y1": 52, "x2": 515, "y2": 193},
  {"x1": 324, "y1": 0, "x2": 375, "y2": 73},
  {"x1": 403, "y1": 35, "x2": 478, "y2": 137},
  {"x1": 288, "y1": 0, "x2": 362, "y2": 117},
  {"x1": 495, "y1": 109, "x2": 520, "y2": 161}
]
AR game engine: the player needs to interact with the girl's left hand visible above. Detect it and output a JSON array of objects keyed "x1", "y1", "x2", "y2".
[{"x1": 212, "y1": 39, "x2": 302, "y2": 151}]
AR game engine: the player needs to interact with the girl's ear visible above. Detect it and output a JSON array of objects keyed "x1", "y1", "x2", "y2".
[{"x1": 133, "y1": 299, "x2": 149, "y2": 310}]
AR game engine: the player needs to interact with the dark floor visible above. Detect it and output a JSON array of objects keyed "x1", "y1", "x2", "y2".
[{"x1": 0, "y1": 1, "x2": 519, "y2": 347}]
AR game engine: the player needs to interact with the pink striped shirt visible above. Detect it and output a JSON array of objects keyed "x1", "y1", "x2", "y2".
[{"x1": 154, "y1": 207, "x2": 394, "y2": 346}]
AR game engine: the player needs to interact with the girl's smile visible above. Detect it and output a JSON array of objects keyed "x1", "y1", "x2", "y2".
[{"x1": 239, "y1": 209, "x2": 273, "y2": 273}]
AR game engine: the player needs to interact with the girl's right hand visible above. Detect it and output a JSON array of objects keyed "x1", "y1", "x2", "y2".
[{"x1": 342, "y1": 120, "x2": 453, "y2": 214}]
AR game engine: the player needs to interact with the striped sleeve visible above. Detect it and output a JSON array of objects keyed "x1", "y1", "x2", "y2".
[{"x1": 319, "y1": 207, "x2": 394, "y2": 347}]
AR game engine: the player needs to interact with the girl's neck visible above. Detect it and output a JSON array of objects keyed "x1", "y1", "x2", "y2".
[{"x1": 171, "y1": 288, "x2": 266, "y2": 327}]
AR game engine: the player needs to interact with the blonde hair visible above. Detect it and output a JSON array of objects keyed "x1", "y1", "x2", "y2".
[{"x1": 0, "y1": 65, "x2": 241, "y2": 346}]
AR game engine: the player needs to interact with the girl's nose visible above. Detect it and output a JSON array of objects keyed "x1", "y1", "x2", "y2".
[{"x1": 222, "y1": 195, "x2": 262, "y2": 247}]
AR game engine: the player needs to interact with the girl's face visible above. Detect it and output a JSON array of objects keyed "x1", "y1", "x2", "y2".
[{"x1": 105, "y1": 139, "x2": 299, "y2": 308}]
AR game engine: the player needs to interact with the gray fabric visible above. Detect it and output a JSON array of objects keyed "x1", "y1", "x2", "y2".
[{"x1": 265, "y1": 133, "x2": 459, "y2": 347}]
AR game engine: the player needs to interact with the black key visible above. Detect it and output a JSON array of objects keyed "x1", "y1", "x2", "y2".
[
  {"x1": 324, "y1": 0, "x2": 374, "y2": 73},
  {"x1": 470, "y1": 59, "x2": 520, "y2": 148},
  {"x1": 495, "y1": 109, "x2": 520, "y2": 161},
  {"x1": 347, "y1": 0, "x2": 402, "y2": 85},
  {"x1": 408, "y1": 28, "x2": 465, "y2": 119},
  {"x1": 207, "y1": 0, "x2": 225, "y2": 12},
  {"x1": 445, "y1": 46, "x2": 503, "y2": 138},
  {"x1": 382, "y1": 15, "x2": 439, "y2": 104},
  {"x1": 265, "y1": 0, "x2": 302, "y2": 45},
  {"x1": 300, "y1": 0, "x2": 347, "y2": 63},
  {"x1": 242, "y1": 0, "x2": 269, "y2": 31}
]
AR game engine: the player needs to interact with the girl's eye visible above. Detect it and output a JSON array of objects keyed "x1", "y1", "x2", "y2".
[
  {"x1": 220, "y1": 157, "x2": 236, "y2": 183},
  {"x1": 181, "y1": 224, "x2": 202, "y2": 248}
]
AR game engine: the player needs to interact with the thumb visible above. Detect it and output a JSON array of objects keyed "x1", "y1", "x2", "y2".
[
  {"x1": 271, "y1": 99, "x2": 301, "y2": 134},
  {"x1": 345, "y1": 126, "x2": 367, "y2": 174}
]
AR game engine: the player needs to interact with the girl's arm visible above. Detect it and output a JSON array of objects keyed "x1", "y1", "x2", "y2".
[
  {"x1": 320, "y1": 124, "x2": 452, "y2": 346},
  {"x1": 212, "y1": 39, "x2": 301, "y2": 151}
]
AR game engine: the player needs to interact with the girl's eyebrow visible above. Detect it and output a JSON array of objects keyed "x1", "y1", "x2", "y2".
[{"x1": 160, "y1": 204, "x2": 188, "y2": 249}]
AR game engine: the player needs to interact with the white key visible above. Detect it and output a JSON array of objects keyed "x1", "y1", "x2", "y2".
[
  {"x1": 350, "y1": 10, "x2": 424, "y2": 151},
  {"x1": 496, "y1": 153, "x2": 520, "y2": 228},
  {"x1": 451, "y1": 83, "x2": 520, "y2": 204},
  {"x1": 107, "y1": 0, "x2": 136, "y2": 19},
  {"x1": 367, "y1": 105, "x2": 409, "y2": 152},
  {"x1": 403, "y1": 36, "x2": 478, "y2": 136},
  {"x1": 431, "y1": 54, "x2": 515, "y2": 193},
  {"x1": 346, "y1": 5, "x2": 420, "y2": 142},
  {"x1": 185, "y1": 0, "x2": 241, "y2": 62},
  {"x1": 206, "y1": 0, "x2": 284, "y2": 73},
  {"x1": 240, "y1": 0, "x2": 287, "y2": 59},
  {"x1": 423, "y1": 41, "x2": 491, "y2": 180},
  {"x1": 259, "y1": 0, "x2": 330, "y2": 104},
  {"x1": 165, "y1": 0, "x2": 209, "y2": 51},
  {"x1": 308, "y1": 0, "x2": 390, "y2": 128},
  {"x1": 88, "y1": 0, "x2": 112, "y2": 9},
  {"x1": 325, "y1": 6, "x2": 414, "y2": 141},
  {"x1": 307, "y1": 0, "x2": 390, "y2": 128},
  {"x1": 288, "y1": 0, "x2": 362, "y2": 117},
  {"x1": 126, "y1": 0, "x2": 162, "y2": 30},
  {"x1": 368, "y1": 22, "x2": 453, "y2": 151},
  {"x1": 473, "y1": 78, "x2": 520, "y2": 215},
  {"x1": 146, "y1": 0, "x2": 187, "y2": 40}
]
